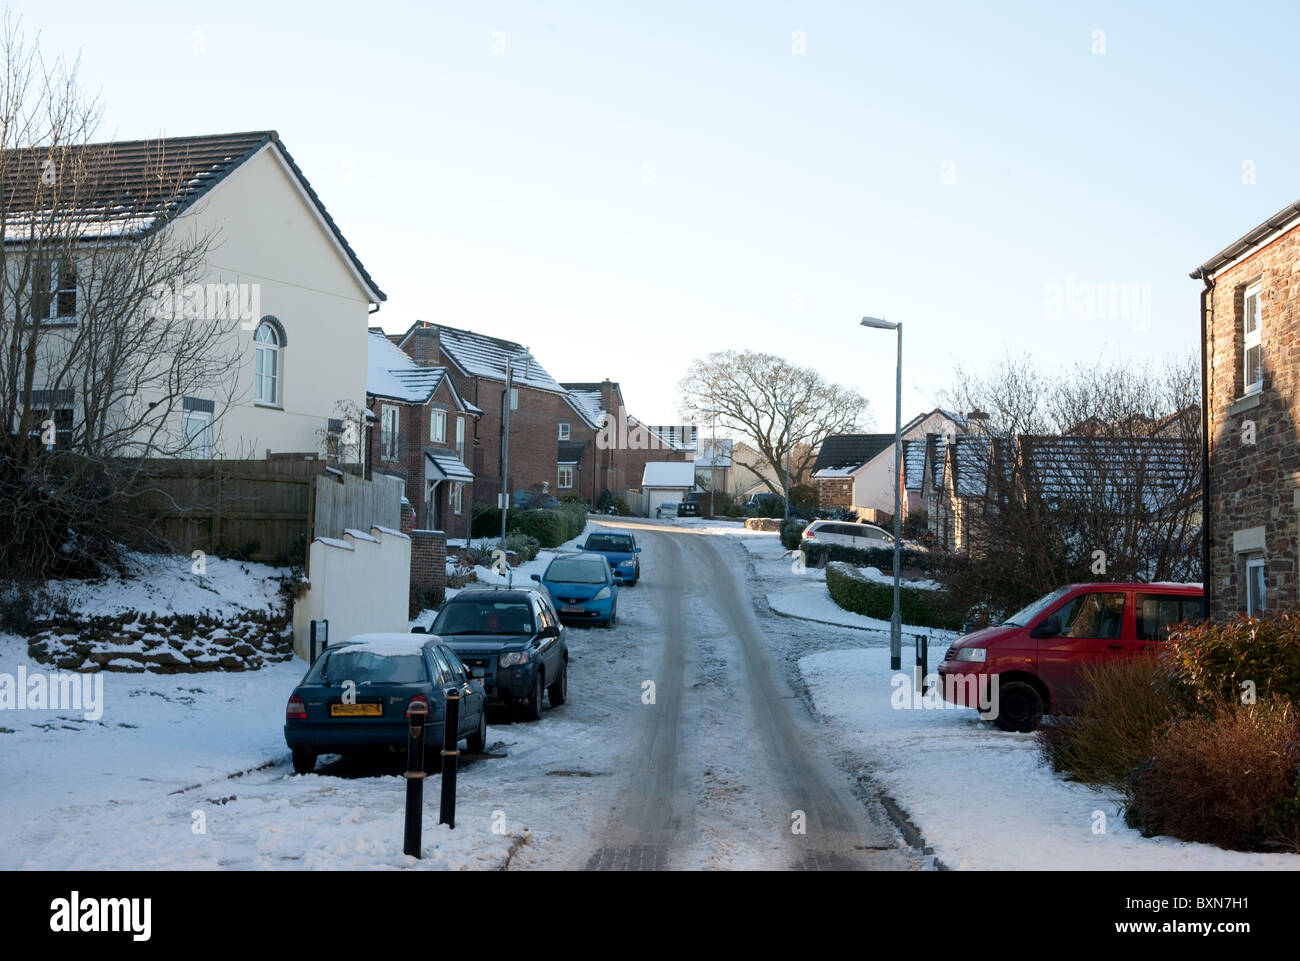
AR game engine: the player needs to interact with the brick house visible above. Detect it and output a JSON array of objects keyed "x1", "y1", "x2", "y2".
[
  {"x1": 1191, "y1": 197, "x2": 1300, "y2": 617},
  {"x1": 562, "y1": 380, "x2": 692, "y2": 503},
  {"x1": 395, "y1": 322, "x2": 577, "y2": 508},
  {"x1": 365, "y1": 330, "x2": 477, "y2": 541}
]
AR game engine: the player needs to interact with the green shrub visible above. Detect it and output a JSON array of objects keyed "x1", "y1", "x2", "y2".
[
  {"x1": 1036, "y1": 656, "x2": 1178, "y2": 789},
  {"x1": 780, "y1": 518, "x2": 808, "y2": 551},
  {"x1": 508, "y1": 509, "x2": 567, "y2": 547},
  {"x1": 1165, "y1": 613, "x2": 1300, "y2": 707},
  {"x1": 1125, "y1": 700, "x2": 1300, "y2": 852},
  {"x1": 824, "y1": 561, "x2": 963, "y2": 630},
  {"x1": 471, "y1": 502, "x2": 502, "y2": 539},
  {"x1": 504, "y1": 531, "x2": 540, "y2": 562}
]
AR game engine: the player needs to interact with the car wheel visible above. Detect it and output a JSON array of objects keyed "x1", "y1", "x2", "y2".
[
  {"x1": 291, "y1": 748, "x2": 316, "y2": 775},
  {"x1": 605, "y1": 606, "x2": 617, "y2": 628},
  {"x1": 466, "y1": 708, "x2": 487, "y2": 753},
  {"x1": 991, "y1": 680, "x2": 1044, "y2": 732},
  {"x1": 548, "y1": 661, "x2": 568, "y2": 706},
  {"x1": 521, "y1": 672, "x2": 544, "y2": 721}
]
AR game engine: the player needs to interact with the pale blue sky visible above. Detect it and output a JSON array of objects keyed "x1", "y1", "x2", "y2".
[{"x1": 16, "y1": 1, "x2": 1300, "y2": 426}]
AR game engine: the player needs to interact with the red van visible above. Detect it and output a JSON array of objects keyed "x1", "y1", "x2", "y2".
[{"x1": 937, "y1": 582, "x2": 1203, "y2": 732}]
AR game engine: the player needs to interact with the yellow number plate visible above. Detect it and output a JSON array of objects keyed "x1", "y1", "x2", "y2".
[{"x1": 331, "y1": 703, "x2": 382, "y2": 717}]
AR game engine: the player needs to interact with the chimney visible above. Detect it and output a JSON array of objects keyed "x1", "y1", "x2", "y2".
[{"x1": 404, "y1": 322, "x2": 441, "y2": 367}]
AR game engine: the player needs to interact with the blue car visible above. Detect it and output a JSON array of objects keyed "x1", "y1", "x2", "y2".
[
  {"x1": 579, "y1": 531, "x2": 642, "y2": 585},
  {"x1": 284, "y1": 633, "x2": 487, "y2": 774},
  {"x1": 532, "y1": 552, "x2": 618, "y2": 628}
]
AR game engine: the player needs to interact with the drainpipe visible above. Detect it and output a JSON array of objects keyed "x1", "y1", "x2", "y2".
[{"x1": 1199, "y1": 275, "x2": 1214, "y2": 620}]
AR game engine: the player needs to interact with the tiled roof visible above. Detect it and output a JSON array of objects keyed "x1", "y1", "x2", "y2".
[
  {"x1": 903, "y1": 439, "x2": 926, "y2": 491},
  {"x1": 3, "y1": 131, "x2": 384, "y2": 300},
  {"x1": 812, "y1": 433, "x2": 894, "y2": 474},
  {"x1": 1019, "y1": 435, "x2": 1198, "y2": 510},
  {"x1": 425, "y1": 448, "x2": 474, "y2": 483},
  {"x1": 562, "y1": 388, "x2": 606, "y2": 431},
  {"x1": 404, "y1": 323, "x2": 565, "y2": 393},
  {"x1": 642, "y1": 462, "x2": 696, "y2": 488},
  {"x1": 367, "y1": 331, "x2": 448, "y2": 403}
]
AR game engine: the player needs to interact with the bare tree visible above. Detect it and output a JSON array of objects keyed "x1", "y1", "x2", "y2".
[
  {"x1": 939, "y1": 352, "x2": 1202, "y2": 617},
  {"x1": 679, "y1": 350, "x2": 870, "y2": 497},
  {"x1": 0, "y1": 16, "x2": 240, "y2": 577}
]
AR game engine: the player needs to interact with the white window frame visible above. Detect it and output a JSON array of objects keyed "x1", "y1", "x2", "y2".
[
  {"x1": 1243, "y1": 282, "x2": 1263, "y2": 395},
  {"x1": 558, "y1": 421, "x2": 570, "y2": 441},
  {"x1": 381, "y1": 404, "x2": 400, "y2": 461},
  {"x1": 558, "y1": 465, "x2": 574, "y2": 489},
  {"x1": 430, "y1": 408, "x2": 447, "y2": 444},
  {"x1": 455, "y1": 416, "x2": 465, "y2": 462},
  {"x1": 254, "y1": 321, "x2": 281, "y2": 406},
  {"x1": 451, "y1": 482, "x2": 463, "y2": 515},
  {"x1": 510, "y1": 387, "x2": 519, "y2": 410},
  {"x1": 181, "y1": 409, "x2": 213, "y2": 459},
  {"x1": 32, "y1": 259, "x2": 77, "y2": 323},
  {"x1": 1246, "y1": 556, "x2": 1266, "y2": 616}
]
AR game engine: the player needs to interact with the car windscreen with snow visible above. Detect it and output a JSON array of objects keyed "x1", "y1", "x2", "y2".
[
  {"x1": 432, "y1": 599, "x2": 535, "y2": 635},
  {"x1": 306, "y1": 649, "x2": 429, "y2": 685},
  {"x1": 545, "y1": 557, "x2": 610, "y2": 583}
]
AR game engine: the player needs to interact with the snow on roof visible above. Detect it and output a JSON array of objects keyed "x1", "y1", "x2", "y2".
[
  {"x1": 904, "y1": 439, "x2": 926, "y2": 491},
  {"x1": 564, "y1": 388, "x2": 606, "y2": 430},
  {"x1": 367, "y1": 331, "x2": 447, "y2": 403},
  {"x1": 335, "y1": 633, "x2": 433, "y2": 656},
  {"x1": 425, "y1": 448, "x2": 474, "y2": 482},
  {"x1": 642, "y1": 461, "x2": 696, "y2": 488},
  {"x1": 813, "y1": 465, "x2": 858, "y2": 478},
  {"x1": 695, "y1": 438, "x2": 733, "y2": 468},
  {"x1": 425, "y1": 324, "x2": 566, "y2": 393}
]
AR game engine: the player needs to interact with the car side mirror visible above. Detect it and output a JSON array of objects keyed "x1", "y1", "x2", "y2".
[
  {"x1": 410, "y1": 626, "x2": 427, "y2": 634},
  {"x1": 577, "y1": 544, "x2": 585, "y2": 550},
  {"x1": 530, "y1": 574, "x2": 541, "y2": 581},
  {"x1": 634, "y1": 547, "x2": 642, "y2": 553},
  {"x1": 540, "y1": 625, "x2": 560, "y2": 639},
  {"x1": 1031, "y1": 614, "x2": 1063, "y2": 639}
]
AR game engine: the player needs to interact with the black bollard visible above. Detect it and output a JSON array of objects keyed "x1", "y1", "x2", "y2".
[
  {"x1": 403, "y1": 699, "x2": 428, "y2": 857},
  {"x1": 915, "y1": 634, "x2": 928, "y2": 694},
  {"x1": 439, "y1": 689, "x2": 460, "y2": 829}
]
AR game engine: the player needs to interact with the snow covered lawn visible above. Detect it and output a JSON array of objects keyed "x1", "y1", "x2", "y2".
[{"x1": 799, "y1": 645, "x2": 1300, "y2": 870}]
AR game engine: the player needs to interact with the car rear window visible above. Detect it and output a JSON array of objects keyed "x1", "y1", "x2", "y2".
[
  {"x1": 307, "y1": 649, "x2": 429, "y2": 685},
  {"x1": 1136, "y1": 594, "x2": 1201, "y2": 641}
]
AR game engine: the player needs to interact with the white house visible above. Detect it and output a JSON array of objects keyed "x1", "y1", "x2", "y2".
[{"x1": 11, "y1": 130, "x2": 385, "y2": 462}]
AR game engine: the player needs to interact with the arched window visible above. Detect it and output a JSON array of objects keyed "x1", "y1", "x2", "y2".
[{"x1": 254, "y1": 320, "x2": 281, "y2": 405}]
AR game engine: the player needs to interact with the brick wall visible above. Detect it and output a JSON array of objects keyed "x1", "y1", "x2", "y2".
[
  {"x1": 410, "y1": 528, "x2": 447, "y2": 594},
  {"x1": 817, "y1": 477, "x2": 853, "y2": 509},
  {"x1": 1206, "y1": 225, "x2": 1300, "y2": 616}
]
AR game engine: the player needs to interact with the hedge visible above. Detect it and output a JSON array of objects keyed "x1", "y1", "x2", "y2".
[
  {"x1": 1165, "y1": 612, "x2": 1300, "y2": 707},
  {"x1": 824, "y1": 561, "x2": 963, "y2": 630},
  {"x1": 804, "y1": 542, "x2": 958, "y2": 578},
  {"x1": 506, "y1": 502, "x2": 587, "y2": 548}
]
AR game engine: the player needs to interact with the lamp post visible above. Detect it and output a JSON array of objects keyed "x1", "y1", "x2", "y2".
[
  {"x1": 701, "y1": 408, "x2": 719, "y2": 518},
  {"x1": 782, "y1": 401, "x2": 792, "y2": 523},
  {"x1": 860, "y1": 316, "x2": 903, "y2": 671},
  {"x1": 499, "y1": 351, "x2": 534, "y2": 562}
]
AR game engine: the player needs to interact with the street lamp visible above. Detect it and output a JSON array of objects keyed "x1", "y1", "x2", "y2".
[
  {"x1": 860, "y1": 316, "x2": 903, "y2": 671},
  {"x1": 500, "y1": 351, "x2": 534, "y2": 575},
  {"x1": 782, "y1": 401, "x2": 792, "y2": 523}
]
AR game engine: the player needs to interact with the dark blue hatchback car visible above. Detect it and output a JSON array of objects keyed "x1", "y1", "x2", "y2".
[
  {"x1": 284, "y1": 634, "x2": 487, "y2": 774},
  {"x1": 579, "y1": 531, "x2": 642, "y2": 585}
]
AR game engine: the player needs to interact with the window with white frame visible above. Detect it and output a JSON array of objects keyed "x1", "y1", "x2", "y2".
[
  {"x1": 558, "y1": 421, "x2": 570, "y2": 440},
  {"x1": 558, "y1": 465, "x2": 574, "y2": 489},
  {"x1": 31, "y1": 260, "x2": 76, "y2": 322},
  {"x1": 510, "y1": 387, "x2": 519, "y2": 410},
  {"x1": 381, "y1": 405, "x2": 399, "y2": 461},
  {"x1": 181, "y1": 409, "x2": 213, "y2": 459},
  {"x1": 29, "y1": 390, "x2": 75, "y2": 449},
  {"x1": 455, "y1": 416, "x2": 465, "y2": 462},
  {"x1": 1243, "y1": 282, "x2": 1263, "y2": 394},
  {"x1": 451, "y1": 482, "x2": 463, "y2": 514},
  {"x1": 254, "y1": 321, "x2": 281, "y2": 405},
  {"x1": 1246, "y1": 556, "x2": 1266, "y2": 616},
  {"x1": 430, "y1": 408, "x2": 447, "y2": 444}
]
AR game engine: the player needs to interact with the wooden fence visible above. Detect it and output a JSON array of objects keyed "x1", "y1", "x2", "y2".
[{"x1": 309, "y1": 469, "x2": 403, "y2": 544}]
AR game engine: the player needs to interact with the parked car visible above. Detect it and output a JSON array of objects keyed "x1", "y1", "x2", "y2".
[
  {"x1": 656, "y1": 501, "x2": 680, "y2": 518},
  {"x1": 532, "y1": 552, "x2": 618, "y2": 627},
  {"x1": 677, "y1": 491, "x2": 702, "y2": 516},
  {"x1": 284, "y1": 633, "x2": 487, "y2": 774},
  {"x1": 579, "y1": 531, "x2": 642, "y2": 584},
  {"x1": 426, "y1": 586, "x2": 568, "y2": 720},
  {"x1": 800, "y1": 519, "x2": 894, "y2": 549},
  {"x1": 937, "y1": 582, "x2": 1204, "y2": 733}
]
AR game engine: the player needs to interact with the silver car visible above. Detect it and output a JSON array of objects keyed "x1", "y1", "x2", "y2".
[{"x1": 800, "y1": 519, "x2": 893, "y2": 549}]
